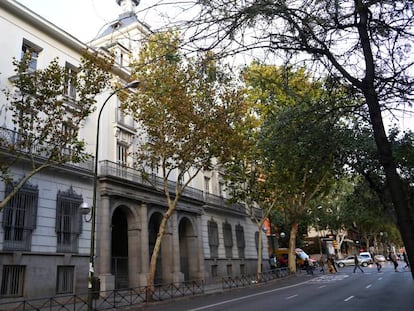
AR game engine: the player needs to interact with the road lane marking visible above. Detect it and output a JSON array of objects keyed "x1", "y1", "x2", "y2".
[
  {"x1": 344, "y1": 296, "x2": 354, "y2": 302},
  {"x1": 318, "y1": 285, "x2": 327, "y2": 289},
  {"x1": 286, "y1": 294, "x2": 298, "y2": 300},
  {"x1": 186, "y1": 279, "x2": 313, "y2": 311},
  {"x1": 366, "y1": 284, "x2": 372, "y2": 288}
]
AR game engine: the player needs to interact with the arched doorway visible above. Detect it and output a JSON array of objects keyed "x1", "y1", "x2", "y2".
[
  {"x1": 148, "y1": 212, "x2": 163, "y2": 284},
  {"x1": 179, "y1": 217, "x2": 197, "y2": 281},
  {"x1": 111, "y1": 207, "x2": 128, "y2": 289}
]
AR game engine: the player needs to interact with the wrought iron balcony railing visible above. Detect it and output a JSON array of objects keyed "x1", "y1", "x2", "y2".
[{"x1": 0, "y1": 126, "x2": 94, "y2": 172}]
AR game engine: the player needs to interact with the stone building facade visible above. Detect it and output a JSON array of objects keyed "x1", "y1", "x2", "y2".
[{"x1": 0, "y1": 0, "x2": 267, "y2": 301}]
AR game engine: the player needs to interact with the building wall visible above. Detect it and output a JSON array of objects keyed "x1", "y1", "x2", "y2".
[{"x1": 0, "y1": 0, "x2": 267, "y2": 301}]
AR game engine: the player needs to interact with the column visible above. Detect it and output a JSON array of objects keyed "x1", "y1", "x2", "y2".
[{"x1": 96, "y1": 195, "x2": 115, "y2": 291}]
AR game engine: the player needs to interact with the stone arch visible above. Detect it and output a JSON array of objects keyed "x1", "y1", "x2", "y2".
[
  {"x1": 148, "y1": 211, "x2": 164, "y2": 284},
  {"x1": 178, "y1": 216, "x2": 198, "y2": 281},
  {"x1": 111, "y1": 204, "x2": 140, "y2": 289}
]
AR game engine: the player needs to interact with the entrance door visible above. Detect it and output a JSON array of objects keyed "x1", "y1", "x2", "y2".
[{"x1": 111, "y1": 208, "x2": 129, "y2": 289}]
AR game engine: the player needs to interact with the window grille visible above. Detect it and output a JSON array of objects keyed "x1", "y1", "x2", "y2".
[
  {"x1": 56, "y1": 187, "x2": 83, "y2": 253},
  {"x1": 235, "y1": 224, "x2": 245, "y2": 258},
  {"x1": 207, "y1": 220, "x2": 219, "y2": 258},
  {"x1": 0, "y1": 265, "x2": 25, "y2": 297},
  {"x1": 56, "y1": 266, "x2": 74, "y2": 294},
  {"x1": 2, "y1": 183, "x2": 38, "y2": 251},
  {"x1": 117, "y1": 143, "x2": 128, "y2": 166},
  {"x1": 223, "y1": 222, "x2": 233, "y2": 258}
]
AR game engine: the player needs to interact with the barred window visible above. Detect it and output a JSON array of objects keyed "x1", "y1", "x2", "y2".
[
  {"x1": 0, "y1": 265, "x2": 25, "y2": 297},
  {"x1": 207, "y1": 220, "x2": 219, "y2": 259},
  {"x1": 56, "y1": 187, "x2": 83, "y2": 253},
  {"x1": 56, "y1": 266, "x2": 74, "y2": 294},
  {"x1": 2, "y1": 183, "x2": 38, "y2": 251},
  {"x1": 235, "y1": 224, "x2": 245, "y2": 259},
  {"x1": 117, "y1": 143, "x2": 128, "y2": 166},
  {"x1": 223, "y1": 222, "x2": 233, "y2": 259}
]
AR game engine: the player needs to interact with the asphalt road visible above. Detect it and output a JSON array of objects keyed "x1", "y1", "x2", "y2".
[{"x1": 136, "y1": 262, "x2": 414, "y2": 311}]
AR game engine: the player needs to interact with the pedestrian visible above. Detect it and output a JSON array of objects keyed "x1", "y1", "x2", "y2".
[
  {"x1": 373, "y1": 254, "x2": 382, "y2": 272},
  {"x1": 318, "y1": 255, "x2": 325, "y2": 274},
  {"x1": 353, "y1": 254, "x2": 364, "y2": 273},
  {"x1": 304, "y1": 258, "x2": 313, "y2": 275},
  {"x1": 403, "y1": 252, "x2": 410, "y2": 270},
  {"x1": 329, "y1": 255, "x2": 338, "y2": 273},
  {"x1": 269, "y1": 254, "x2": 276, "y2": 272},
  {"x1": 390, "y1": 252, "x2": 399, "y2": 272}
]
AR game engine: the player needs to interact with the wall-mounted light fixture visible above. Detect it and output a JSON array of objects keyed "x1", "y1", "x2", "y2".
[{"x1": 80, "y1": 202, "x2": 92, "y2": 222}]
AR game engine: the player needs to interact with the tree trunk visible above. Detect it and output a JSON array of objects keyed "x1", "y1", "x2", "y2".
[
  {"x1": 257, "y1": 226, "x2": 263, "y2": 282},
  {"x1": 146, "y1": 212, "x2": 169, "y2": 301},
  {"x1": 356, "y1": 3, "x2": 414, "y2": 279},
  {"x1": 288, "y1": 222, "x2": 298, "y2": 273},
  {"x1": 364, "y1": 89, "x2": 414, "y2": 279}
]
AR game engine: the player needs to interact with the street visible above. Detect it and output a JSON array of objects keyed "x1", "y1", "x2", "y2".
[{"x1": 137, "y1": 262, "x2": 413, "y2": 311}]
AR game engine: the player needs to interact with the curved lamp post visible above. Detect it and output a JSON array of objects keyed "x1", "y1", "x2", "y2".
[{"x1": 83, "y1": 81, "x2": 139, "y2": 311}]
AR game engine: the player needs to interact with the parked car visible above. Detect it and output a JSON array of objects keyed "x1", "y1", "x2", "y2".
[
  {"x1": 335, "y1": 255, "x2": 371, "y2": 268},
  {"x1": 359, "y1": 251, "x2": 374, "y2": 264},
  {"x1": 374, "y1": 254, "x2": 386, "y2": 262}
]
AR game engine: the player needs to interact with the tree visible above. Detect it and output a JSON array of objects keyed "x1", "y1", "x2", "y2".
[
  {"x1": 232, "y1": 63, "x2": 346, "y2": 273},
  {"x1": 180, "y1": 0, "x2": 414, "y2": 279},
  {"x1": 0, "y1": 51, "x2": 111, "y2": 211},
  {"x1": 125, "y1": 31, "x2": 246, "y2": 297}
]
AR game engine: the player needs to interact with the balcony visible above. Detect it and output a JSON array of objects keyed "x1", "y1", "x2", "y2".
[
  {"x1": 99, "y1": 160, "x2": 246, "y2": 213},
  {"x1": 0, "y1": 126, "x2": 94, "y2": 172}
]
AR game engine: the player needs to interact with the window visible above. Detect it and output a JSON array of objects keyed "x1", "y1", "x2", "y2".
[
  {"x1": 56, "y1": 266, "x2": 74, "y2": 294},
  {"x1": 235, "y1": 224, "x2": 245, "y2": 259},
  {"x1": 64, "y1": 63, "x2": 77, "y2": 100},
  {"x1": 56, "y1": 187, "x2": 83, "y2": 253},
  {"x1": 223, "y1": 222, "x2": 233, "y2": 259},
  {"x1": 226, "y1": 264, "x2": 233, "y2": 277},
  {"x1": 204, "y1": 177, "x2": 210, "y2": 193},
  {"x1": 240, "y1": 264, "x2": 245, "y2": 275},
  {"x1": 2, "y1": 183, "x2": 38, "y2": 251},
  {"x1": 21, "y1": 39, "x2": 42, "y2": 72},
  {"x1": 207, "y1": 220, "x2": 219, "y2": 259},
  {"x1": 0, "y1": 265, "x2": 25, "y2": 297},
  {"x1": 218, "y1": 181, "x2": 224, "y2": 197},
  {"x1": 117, "y1": 143, "x2": 128, "y2": 166},
  {"x1": 211, "y1": 265, "x2": 218, "y2": 278}
]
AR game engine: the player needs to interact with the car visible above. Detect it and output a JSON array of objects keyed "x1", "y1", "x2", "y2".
[
  {"x1": 335, "y1": 255, "x2": 371, "y2": 268},
  {"x1": 359, "y1": 251, "x2": 374, "y2": 264},
  {"x1": 374, "y1": 254, "x2": 386, "y2": 262}
]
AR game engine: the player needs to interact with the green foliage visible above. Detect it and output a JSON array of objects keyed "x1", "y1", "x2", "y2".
[
  {"x1": 0, "y1": 50, "x2": 112, "y2": 208},
  {"x1": 127, "y1": 31, "x2": 246, "y2": 182}
]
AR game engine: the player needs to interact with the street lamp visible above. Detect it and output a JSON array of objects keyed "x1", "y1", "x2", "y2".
[{"x1": 84, "y1": 80, "x2": 139, "y2": 311}]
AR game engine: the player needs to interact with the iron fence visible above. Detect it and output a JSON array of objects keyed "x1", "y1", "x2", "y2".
[
  {"x1": 0, "y1": 280, "x2": 205, "y2": 311},
  {"x1": 222, "y1": 267, "x2": 290, "y2": 290}
]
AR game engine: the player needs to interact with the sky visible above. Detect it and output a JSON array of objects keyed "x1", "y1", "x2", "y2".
[
  {"x1": 14, "y1": 0, "x2": 414, "y2": 131},
  {"x1": 16, "y1": 0, "x2": 140, "y2": 42}
]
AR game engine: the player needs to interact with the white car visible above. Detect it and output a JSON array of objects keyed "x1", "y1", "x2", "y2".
[
  {"x1": 374, "y1": 254, "x2": 386, "y2": 262},
  {"x1": 359, "y1": 252, "x2": 374, "y2": 264}
]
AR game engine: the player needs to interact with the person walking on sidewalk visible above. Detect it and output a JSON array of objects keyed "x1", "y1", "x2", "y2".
[
  {"x1": 373, "y1": 254, "x2": 382, "y2": 272},
  {"x1": 403, "y1": 252, "x2": 410, "y2": 270},
  {"x1": 353, "y1": 254, "x2": 364, "y2": 273},
  {"x1": 390, "y1": 252, "x2": 399, "y2": 272}
]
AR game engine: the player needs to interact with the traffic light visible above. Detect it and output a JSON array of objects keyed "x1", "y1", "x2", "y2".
[{"x1": 333, "y1": 240, "x2": 338, "y2": 249}]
